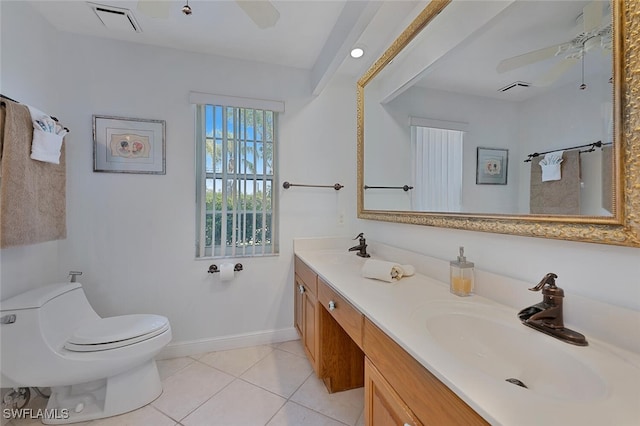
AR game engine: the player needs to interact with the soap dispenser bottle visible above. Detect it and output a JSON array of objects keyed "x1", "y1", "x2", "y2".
[{"x1": 450, "y1": 247, "x2": 474, "y2": 297}]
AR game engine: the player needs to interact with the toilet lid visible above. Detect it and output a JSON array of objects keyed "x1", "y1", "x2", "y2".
[{"x1": 65, "y1": 314, "x2": 169, "y2": 352}]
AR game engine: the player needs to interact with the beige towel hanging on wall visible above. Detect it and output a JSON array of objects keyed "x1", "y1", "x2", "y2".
[{"x1": 0, "y1": 99, "x2": 66, "y2": 248}]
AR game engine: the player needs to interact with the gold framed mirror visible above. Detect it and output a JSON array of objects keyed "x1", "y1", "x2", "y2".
[{"x1": 357, "y1": 0, "x2": 640, "y2": 247}]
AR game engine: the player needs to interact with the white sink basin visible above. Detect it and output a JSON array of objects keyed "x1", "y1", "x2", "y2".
[{"x1": 411, "y1": 300, "x2": 607, "y2": 402}]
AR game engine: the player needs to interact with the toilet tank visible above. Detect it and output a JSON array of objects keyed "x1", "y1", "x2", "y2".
[
  {"x1": 1, "y1": 283, "x2": 83, "y2": 311},
  {"x1": 1, "y1": 283, "x2": 100, "y2": 350}
]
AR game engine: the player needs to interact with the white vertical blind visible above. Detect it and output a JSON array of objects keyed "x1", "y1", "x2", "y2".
[
  {"x1": 411, "y1": 126, "x2": 464, "y2": 212},
  {"x1": 196, "y1": 103, "x2": 277, "y2": 258}
]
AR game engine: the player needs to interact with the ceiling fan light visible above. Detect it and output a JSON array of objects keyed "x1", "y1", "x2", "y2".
[{"x1": 350, "y1": 47, "x2": 364, "y2": 59}]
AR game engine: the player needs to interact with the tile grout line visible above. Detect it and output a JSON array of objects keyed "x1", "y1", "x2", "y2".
[
  {"x1": 154, "y1": 359, "x2": 238, "y2": 424},
  {"x1": 166, "y1": 346, "x2": 288, "y2": 425}
]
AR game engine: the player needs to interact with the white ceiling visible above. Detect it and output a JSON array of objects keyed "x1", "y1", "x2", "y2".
[
  {"x1": 27, "y1": 0, "x2": 422, "y2": 93},
  {"x1": 26, "y1": 1, "x2": 611, "y2": 101}
]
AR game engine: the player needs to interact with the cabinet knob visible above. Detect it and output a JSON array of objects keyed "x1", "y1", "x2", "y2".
[
  {"x1": 328, "y1": 300, "x2": 336, "y2": 311},
  {"x1": 298, "y1": 285, "x2": 305, "y2": 294}
]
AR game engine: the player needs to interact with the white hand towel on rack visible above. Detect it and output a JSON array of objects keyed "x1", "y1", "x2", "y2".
[
  {"x1": 26, "y1": 104, "x2": 65, "y2": 164},
  {"x1": 361, "y1": 259, "x2": 415, "y2": 283},
  {"x1": 30, "y1": 129, "x2": 64, "y2": 164},
  {"x1": 539, "y1": 150, "x2": 564, "y2": 182}
]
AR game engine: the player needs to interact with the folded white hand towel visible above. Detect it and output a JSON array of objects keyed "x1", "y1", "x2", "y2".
[
  {"x1": 361, "y1": 259, "x2": 415, "y2": 283},
  {"x1": 539, "y1": 150, "x2": 564, "y2": 182},
  {"x1": 30, "y1": 128, "x2": 64, "y2": 164}
]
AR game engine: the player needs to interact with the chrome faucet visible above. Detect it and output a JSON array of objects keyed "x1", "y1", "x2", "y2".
[
  {"x1": 348, "y1": 233, "x2": 370, "y2": 258},
  {"x1": 517, "y1": 273, "x2": 587, "y2": 346}
]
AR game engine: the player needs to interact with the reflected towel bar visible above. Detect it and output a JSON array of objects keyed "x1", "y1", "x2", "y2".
[
  {"x1": 364, "y1": 185, "x2": 413, "y2": 191},
  {"x1": 524, "y1": 141, "x2": 611, "y2": 162},
  {"x1": 1, "y1": 94, "x2": 70, "y2": 132},
  {"x1": 208, "y1": 263, "x2": 243, "y2": 274},
  {"x1": 283, "y1": 181, "x2": 343, "y2": 190}
]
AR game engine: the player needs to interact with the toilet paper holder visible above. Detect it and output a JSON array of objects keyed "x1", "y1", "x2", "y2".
[{"x1": 208, "y1": 263, "x2": 243, "y2": 274}]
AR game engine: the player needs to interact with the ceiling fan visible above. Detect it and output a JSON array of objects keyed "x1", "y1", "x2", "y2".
[
  {"x1": 137, "y1": 0, "x2": 280, "y2": 29},
  {"x1": 496, "y1": 1, "x2": 611, "y2": 87}
]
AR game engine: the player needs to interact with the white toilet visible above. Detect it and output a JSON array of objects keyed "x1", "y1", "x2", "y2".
[{"x1": 0, "y1": 282, "x2": 171, "y2": 424}]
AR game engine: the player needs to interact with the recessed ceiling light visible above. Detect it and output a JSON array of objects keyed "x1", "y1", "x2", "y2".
[{"x1": 350, "y1": 47, "x2": 364, "y2": 59}]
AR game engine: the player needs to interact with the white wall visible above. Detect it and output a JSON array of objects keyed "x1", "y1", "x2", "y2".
[
  {"x1": 359, "y1": 220, "x2": 640, "y2": 311},
  {"x1": 53, "y1": 34, "x2": 357, "y2": 345},
  {"x1": 0, "y1": 1, "x2": 62, "y2": 297},
  {"x1": 1, "y1": 2, "x2": 356, "y2": 348}
]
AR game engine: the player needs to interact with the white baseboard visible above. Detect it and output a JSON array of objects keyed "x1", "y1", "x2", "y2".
[{"x1": 157, "y1": 327, "x2": 299, "y2": 360}]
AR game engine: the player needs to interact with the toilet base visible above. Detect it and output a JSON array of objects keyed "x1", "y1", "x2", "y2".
[{"x1": 42, "y1": 359, "x2": 162, "y2": 424}]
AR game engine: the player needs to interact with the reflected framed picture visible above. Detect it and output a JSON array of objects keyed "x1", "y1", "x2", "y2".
[
  {"x1": 93, "y1": 115, "x2": 165, "y2": 174},
  {"x1": 476, "y1": 147, "x2": 508, "y2": 185}
]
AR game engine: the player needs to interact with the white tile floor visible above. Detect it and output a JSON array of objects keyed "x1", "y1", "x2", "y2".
[{"x1": 4, "y1": 340, "x2": 365, "y2": 426}]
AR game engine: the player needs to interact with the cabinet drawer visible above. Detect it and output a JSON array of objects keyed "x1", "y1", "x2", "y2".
[
  {"x1": 295, "y1": 256, "x2": 317, "y2": 295},
  {"x1": 318, "y1": 277, "x2": 364, "y2": 348}
]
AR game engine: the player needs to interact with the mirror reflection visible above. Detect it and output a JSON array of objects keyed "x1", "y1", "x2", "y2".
[{"x1": 363, "y1": 0, "x2": 614, "y2": 216}]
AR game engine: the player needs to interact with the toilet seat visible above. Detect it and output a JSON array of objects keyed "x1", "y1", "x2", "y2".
[{"x1": 65, "y1": 314, "x2": 170, "y2": 352}]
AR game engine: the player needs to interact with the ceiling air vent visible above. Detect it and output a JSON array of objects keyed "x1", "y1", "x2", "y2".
[
  {"x1": 498, "y1": 81, "x2": 531, "y2": 93},
  {"x1": 89, "y1": 2, "x2": 142, "y2": 33}
]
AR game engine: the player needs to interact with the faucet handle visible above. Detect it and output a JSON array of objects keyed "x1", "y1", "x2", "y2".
[
  {"x1": 353, "y1": 232, "x2": 364, "y2": 241},
  {"x1": 529, "y1": 272, "x2": 558, "y2": 292}
]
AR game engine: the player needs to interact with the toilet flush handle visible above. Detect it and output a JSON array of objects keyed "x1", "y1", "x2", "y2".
[{"x1": 68, "y1": 271, "x2": 83, "y2": 283}]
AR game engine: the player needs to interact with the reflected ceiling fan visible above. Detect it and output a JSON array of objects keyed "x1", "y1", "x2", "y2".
[
  {"x1": 496, "y1": 1, "x2": 611, "y2": 88},
  {"x1": 137, "y1": 0, "x2": 280, "y2": 29}
]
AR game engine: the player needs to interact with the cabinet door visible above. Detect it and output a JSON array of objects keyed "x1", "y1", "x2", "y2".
[
  {"x1": 365, "y1": 358, "x2": 422, "y2": 426},
  {"x1": 294, "y1": 275, "x2": 304, "y2": 337},
  {"x1": 303, "y1": 288, "x2": 319, "y2": 372}
]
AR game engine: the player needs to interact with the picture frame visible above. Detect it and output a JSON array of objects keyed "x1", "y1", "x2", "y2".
[
  {"x1": 476, "y1": 147, "x2": 508, "y2": 185},
  {"x1": 93, "y1": 115, "x2": 165, "y2": 174}
]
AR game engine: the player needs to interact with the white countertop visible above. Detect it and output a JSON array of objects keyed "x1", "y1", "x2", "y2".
[{"x1": 294, "y1": 242, "x2": 640, "y2": 426}]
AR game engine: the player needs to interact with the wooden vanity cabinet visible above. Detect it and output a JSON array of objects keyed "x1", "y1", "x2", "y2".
[
  {"x1": 294, "y1": 255, "x2": 487, "y2": 425},
  {"x1": 294, "y1": 256, "x2": 320, "y2": 375}
]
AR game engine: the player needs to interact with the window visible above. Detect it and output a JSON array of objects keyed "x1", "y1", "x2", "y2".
[
  {"x1": 193, "y1": 93, "x2": 282, "y2": 258},
  {"x1": 411, "y1": 123, "x2": 465, "y2": 212}
]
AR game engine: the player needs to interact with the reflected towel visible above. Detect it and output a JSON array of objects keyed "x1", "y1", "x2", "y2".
[
  {"x1": 26, "y1": 104, "x2": 65, "y2": 164},
  {"x1": 361, "y1": 259, "x2": 415, "y2": 283},
  {"x1": 31, "y1": 128, "x2": 64, "y2": 164},
  {"x1": 539, "y1": 150, "x2": 564, "y2": 182}
]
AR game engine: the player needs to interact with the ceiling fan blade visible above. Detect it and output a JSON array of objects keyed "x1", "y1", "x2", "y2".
[
  {"x1": 533, "y1": 57, "x2": 580, "y2": 87},
  {"x1": 137, "y1": 0, "x2": 171, "y2": 18},
  {"x1": 582, "y1": 1, "x2": 603, "y2": 33},
  {"x1": 236, "y1": 0, "x2": 280, "y2": 29},
  {"x1": 497, "y1": 43, "x2": 567, "y2": 73}
]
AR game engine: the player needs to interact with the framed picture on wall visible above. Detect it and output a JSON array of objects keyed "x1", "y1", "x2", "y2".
[
  {"x1": 476, "y1": 147, "x2": 508, "y2": 185},
  {"x1": 93, "y1": 115, "x2": 166, "y2": 174}
]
